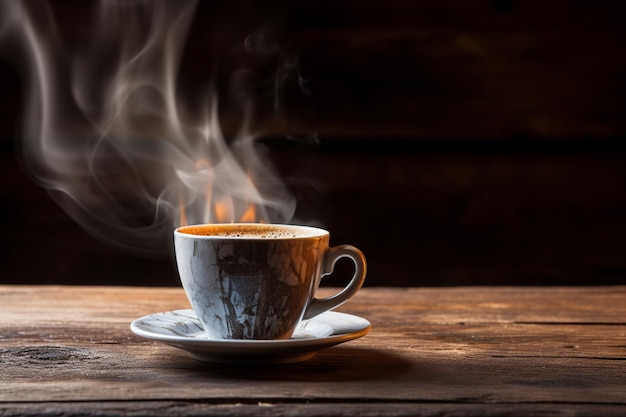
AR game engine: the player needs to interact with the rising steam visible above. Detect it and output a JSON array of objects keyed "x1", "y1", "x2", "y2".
[{"x1": 0, "y1": 0, "x2": 296, "y2": 255}]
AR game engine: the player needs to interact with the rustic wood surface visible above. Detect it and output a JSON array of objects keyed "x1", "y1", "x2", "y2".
[{"x1": 1, "y1": 285, "x2": 625, "y2": 416}]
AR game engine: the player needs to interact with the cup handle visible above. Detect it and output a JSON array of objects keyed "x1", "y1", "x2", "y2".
[{"x1": 302, "y1": 245, "x2": 367, "y2": 320}]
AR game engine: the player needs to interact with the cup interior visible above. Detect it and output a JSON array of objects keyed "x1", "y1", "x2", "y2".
[{"x1": 176, "y1": 223, "x2": 328, "y2": 240}]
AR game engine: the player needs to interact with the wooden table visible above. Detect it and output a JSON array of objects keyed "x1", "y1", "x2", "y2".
[{"x1": 1, "y1": 285, "x2": 625, "y2": 416}]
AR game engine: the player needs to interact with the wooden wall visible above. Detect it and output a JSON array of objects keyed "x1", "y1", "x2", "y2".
[{"x1": 1, "y1": 0, "x2": 625, "y2": 286}]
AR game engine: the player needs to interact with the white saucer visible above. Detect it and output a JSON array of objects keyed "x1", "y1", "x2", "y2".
[{"x1": 130, "y1": 309, "x2": 371, "y2": 364}]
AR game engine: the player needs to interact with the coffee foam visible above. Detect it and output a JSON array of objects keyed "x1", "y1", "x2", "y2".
[
  {"x1": 212, "y1": 230, "x2": 299, "y2": 239},
  {"x1": 180, "y1": 225, "x2": 317, "y2": 239}
]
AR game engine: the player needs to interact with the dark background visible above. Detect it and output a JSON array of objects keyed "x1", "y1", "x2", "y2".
[{"x1": 1, "y1": 0, "x2": 625, "y2": 287}]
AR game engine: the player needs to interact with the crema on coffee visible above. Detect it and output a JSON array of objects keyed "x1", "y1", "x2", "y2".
[{"x1": 178, "y1": 224, "x2": 322, "y2": 239}]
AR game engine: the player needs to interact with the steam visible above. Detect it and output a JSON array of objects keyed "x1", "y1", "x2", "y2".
[{"x1": 0, "y1": 0, "x2": 297, "y2": 255}]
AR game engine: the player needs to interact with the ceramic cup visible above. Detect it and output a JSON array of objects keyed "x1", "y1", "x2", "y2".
[{"x1": 174, "y1": 223, "x2": 366, "y2": 340}]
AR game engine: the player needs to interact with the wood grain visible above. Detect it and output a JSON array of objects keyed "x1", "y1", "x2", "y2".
[{"x1": 1, "y1": 285, "x2": 625, "y2": 416}]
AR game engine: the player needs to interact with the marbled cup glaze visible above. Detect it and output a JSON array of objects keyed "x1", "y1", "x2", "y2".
[{"x1": 175, "y1": 224, "x2": 365, "y2": 340}]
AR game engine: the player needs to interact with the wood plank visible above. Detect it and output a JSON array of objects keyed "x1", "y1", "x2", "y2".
[
  {"x1": 1, "y1": 401, "x2": 626, "y2": 417},
  {"x1": 2, "y1": 285, "x2": 625, "y2": 324},
  {"x1": 3, "y1": 142, "x2": 624, "y2": 288},
  {"x1": 187, "y1": 0, "x2": 626, "y2": 138},
  {"x1": 1, "y1": 285, "x2": 625, "y2": 408},
  {"x1": 3, "y1": 1, "x2": 626, "y2": 140}
]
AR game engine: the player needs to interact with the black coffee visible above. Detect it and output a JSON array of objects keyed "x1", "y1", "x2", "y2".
[{"x1": 178, "y1": 224, "x2": 319, "y2": 239}]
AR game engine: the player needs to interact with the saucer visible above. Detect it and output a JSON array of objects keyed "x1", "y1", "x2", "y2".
[{"x1": 130, "y1": 309, "x2": 371, "y2": 364}]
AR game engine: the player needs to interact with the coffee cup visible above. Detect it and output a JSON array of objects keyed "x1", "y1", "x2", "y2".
[{"x1": 174, "y1": 223, "x2": 366, "y2": 340}]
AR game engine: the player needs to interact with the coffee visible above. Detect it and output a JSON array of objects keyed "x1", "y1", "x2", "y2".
[{"x1": 178, "y1": 224, "x2": 320, "y2": 239}]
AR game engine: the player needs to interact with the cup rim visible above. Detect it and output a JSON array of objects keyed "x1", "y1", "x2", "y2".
[{"x1": 174, "y1": 223, "x2": 329, "y2": 240}]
